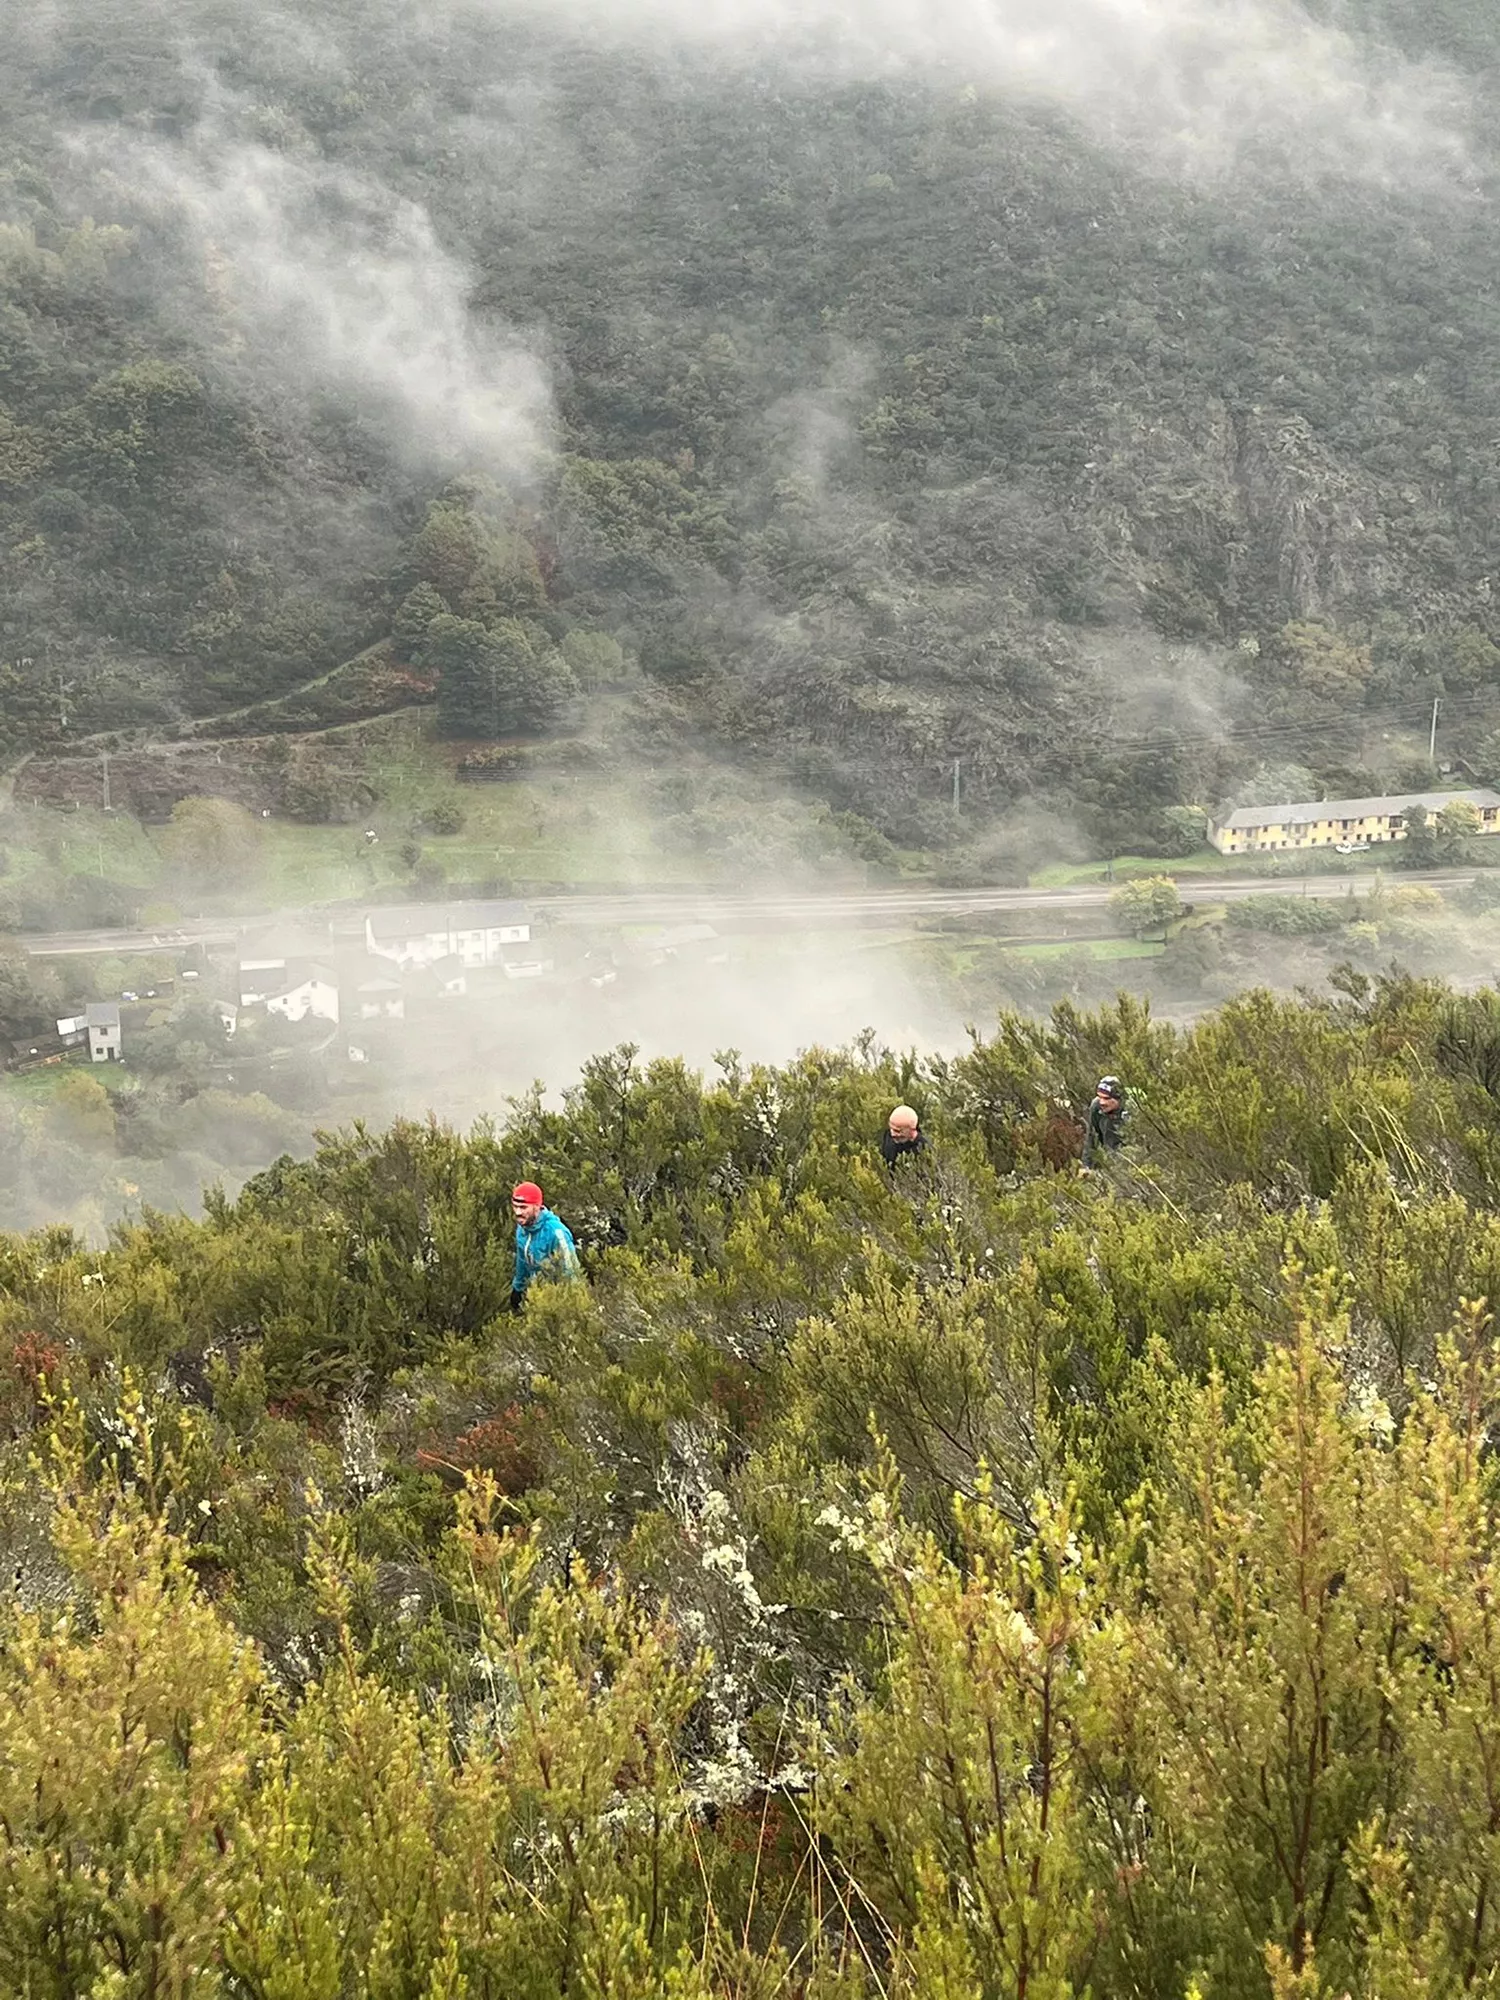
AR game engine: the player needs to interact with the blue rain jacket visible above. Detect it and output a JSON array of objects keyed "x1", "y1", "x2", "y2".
[{"x1": 513, "y1": 1206, "x2": 580, "y2": 1295}]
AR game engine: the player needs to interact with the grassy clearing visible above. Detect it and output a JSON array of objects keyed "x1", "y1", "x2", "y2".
[
  {"x1": 931, "y1": 935, "x2": 1163, "y2": 976},
  {"x1": 3, "y1": 804, "x2": 160, "y2": 892},
  {"x1": 1174, "y1": 904, "x2": 1228, "y2": 932},
  {"x1": 1029, "y1": 850, "x2": 1259, "y2": 887},
  {"x1": 249, "y1": 764, "x2": 736, "y2": 901},
  {"x1": 0, "y1": 734, "x2": 986, "y2": 914},
  {"x1": 1005, "y1": 938, "x2": 1165, "y2": 961},
  {"x1": 4, "y1": 771, "x2": 737, "y2": 920},
  {"x1": 0, "y1": 1059, "x2": 133, "y2": 1106},
  {"x1": 1027, "y1": 847, "x2": 1399, "y2": 888}
]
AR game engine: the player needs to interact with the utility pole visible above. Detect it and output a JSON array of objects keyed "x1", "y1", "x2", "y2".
[
  {"x1": 101, "y1": 749, "x2": 110, "y2": 812},
  {"x1": 1430, "y1": 695, "x2": 1441, "y2": 765},
  {"x1": 952, "y1": 758, "x2": 961, "y2": 815}
]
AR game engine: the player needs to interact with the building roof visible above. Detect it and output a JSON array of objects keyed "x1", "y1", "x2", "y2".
[
  {"x1": 265, "y1": 963, "x2": 338, "y2": 1003},
  {"x1": 1216, "y1": 787, "x2": 1500, "y2": 833},
  {"x1": 365, "y1": 900, "x2": 529, "y2": 940},
  {"x1": 85, "y1": 1002, "x2": 121, "y2": 1028},
  {"x1": 11, "y1": 1033, "x2": 69, "y2": 1058}
]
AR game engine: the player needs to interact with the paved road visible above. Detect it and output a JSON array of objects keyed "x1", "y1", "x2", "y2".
[
  {"x1": 23, "y1": 918, "x2": 244, "y2": 958},
  {"x1": 526, "y1": 869, "x2": 1478, "y2": 928},
  {"x1": 15, "y1": 867, "x2": 1478, "y2": 957}
]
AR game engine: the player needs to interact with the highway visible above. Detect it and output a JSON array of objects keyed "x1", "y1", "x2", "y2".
[{"x1": 14, "y1": 867, "x2": 1477, "y2": 957}]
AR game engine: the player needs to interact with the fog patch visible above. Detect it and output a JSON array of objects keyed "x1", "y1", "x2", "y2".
[
  {"x1": 463, "y1": 0, "x2": 1475, "y2": 188},
  {"x1": 83, "y1": 105, "x2": 554, "y2": 486},
  {"x1": 1078, "y1": 630, "x2": 1253, "y2": 746}
]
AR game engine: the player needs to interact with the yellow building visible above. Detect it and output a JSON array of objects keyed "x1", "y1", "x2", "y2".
[{"x1": 1209, "y1": 788, "x2": 1500, "y2": 856}]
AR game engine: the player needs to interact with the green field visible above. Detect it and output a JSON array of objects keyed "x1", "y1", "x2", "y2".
[
  {"x1": 2, "y1": 762, "x2": 745, "y2": 921},
  {"x1": 1024, "y1": 846, "x2": 1407, "y2": 889},
  {"x1": 1004, "y1": 937, "x2": 1166, "y2": 961},
  {"x1": 1028, "y1": 849, "x2": 1281, "y2": 887},
  {"x1": 0, "y1": 1057, "x2": 134, "y2": 1106}
]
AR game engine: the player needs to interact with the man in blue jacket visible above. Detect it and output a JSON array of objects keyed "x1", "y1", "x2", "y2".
[{"x1": 508, "y1": 1181, "x2": 581, "y2": 1312}]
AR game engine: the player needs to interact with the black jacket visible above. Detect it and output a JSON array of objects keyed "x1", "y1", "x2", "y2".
[
  {"x1": 1082, "y1": 1096, "x2": 1125, "y2": 1166},
  {"x1": 880, "y1": 1127, "x2": 928, "y2": 1165}
]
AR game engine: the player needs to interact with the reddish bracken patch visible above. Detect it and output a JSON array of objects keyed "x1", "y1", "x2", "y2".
[
  {"x1": 417, "y1": 1403, "x2": 543, "y2": 1496},
  {"x1": 267, "y1": 1387, "x2": 332, "y2": 1436},
  {"x1": 8, "y1": 1332, "x2": 62, "y2": 1383},
  {"x1": 707, "y1": 1365, "x2": 765, "y2": 1439},
  {"x1": 1037, "y1": 1110, "x2": 1087, "y2": 1171},
  {"x1": 713, "y1": 1796, "x2": 799, "y2": 1864},
  {"x1": 0, "y1": 1331, "x2": 64, "y2": 1427}
]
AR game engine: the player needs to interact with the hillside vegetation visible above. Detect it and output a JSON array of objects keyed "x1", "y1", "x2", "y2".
[
  {"x1": 7, "y1": 979, "x2": 1500, "y2": 1991},
  {"x1": 7, "y1": 1, "x2": 1500, "y2": 856}
]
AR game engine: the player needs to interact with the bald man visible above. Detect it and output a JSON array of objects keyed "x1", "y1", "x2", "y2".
[{"x1": 880, "y1": 1104, "x2": 928, "y2": 1166}]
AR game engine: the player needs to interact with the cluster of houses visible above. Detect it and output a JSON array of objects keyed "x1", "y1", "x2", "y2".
[
  {"x1": 8, "y1": 897, "x2": 733, "y2": 1076},
  {"x1": 224, "y1": 900, "x2": 555, "y2": 1061},
  {"x1": 228, "y1": 901, "x2": 730, "y2": 1061}
]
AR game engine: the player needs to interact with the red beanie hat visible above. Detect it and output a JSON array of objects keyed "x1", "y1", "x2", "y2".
[{"x1": 512, "y1": 1181, "x2": 544, "y2": 1206}]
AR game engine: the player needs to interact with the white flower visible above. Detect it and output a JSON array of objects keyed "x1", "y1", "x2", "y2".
[
  {"x1": 1006, "y1": 1608, "x2": 1041, "y2": 1652},
  {"x1": 337, "y1": 1391, "x2": 385, "y2": 1497},
  {"x1": 1348, "y1": 1378, "x2": 1396, "y2": 1445}
]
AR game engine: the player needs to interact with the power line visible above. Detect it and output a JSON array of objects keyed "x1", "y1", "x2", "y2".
[{"x1": 1097, "y1": 688, "x2": 1499, "y2": 763}]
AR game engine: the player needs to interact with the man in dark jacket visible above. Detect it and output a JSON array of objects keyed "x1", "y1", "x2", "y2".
[
  {"x1": 1081, "y1": 1077, "x2": 1126, "y2": 1169},
  {"x1": 880, "y1": 1104, "x2": 928, "y2": 1166}
]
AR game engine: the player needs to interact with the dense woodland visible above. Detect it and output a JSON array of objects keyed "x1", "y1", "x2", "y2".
[
  {"x1": 7, "y1": 981, "x2": 1500, "y2": 1992},
  {"x1": 7, "y1": 1, "x2": 1500, "y2": 851}
]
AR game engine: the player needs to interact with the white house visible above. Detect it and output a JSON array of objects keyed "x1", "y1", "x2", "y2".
[
  {"x1": 264, "y1": 964, "x2": 341, "y2": 1026},
  {"x1": 364, "y1": 900, "x2": 531, "y2": 971},
  {"x1": 85, "y1": 1002, "x2": 122, "y2": 1063},
  {"x1": 355, "y1": 975, "x2": 405, "y2": 1022},
  {"x1": 238, "y1": 923, "x2": 336, "y2": 1005},
  {"x1": 424, "y1": 953, "x2": 468, "y2": 997}
]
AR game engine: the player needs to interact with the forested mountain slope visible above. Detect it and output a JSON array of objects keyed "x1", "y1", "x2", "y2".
[
  {"x1": 7, "y1": 979, "x2": 1500, "y2": 1990},
  {"x1": 6, "y1": 0, "x2": 1500, "y2": 847}
]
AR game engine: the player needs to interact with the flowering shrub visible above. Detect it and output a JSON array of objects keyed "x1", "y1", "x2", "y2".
[{"x1": 3, "y1": 984, "x2": 1500, "y2": 1991}]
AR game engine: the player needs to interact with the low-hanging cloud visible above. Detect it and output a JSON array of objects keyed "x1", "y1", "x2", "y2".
[
  {"x1": 472, "y1": 0, "x2": 1474, "y2": 186},
  {"x1": 92, "y1": 117, "x2": 554, "y2": 483}
]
